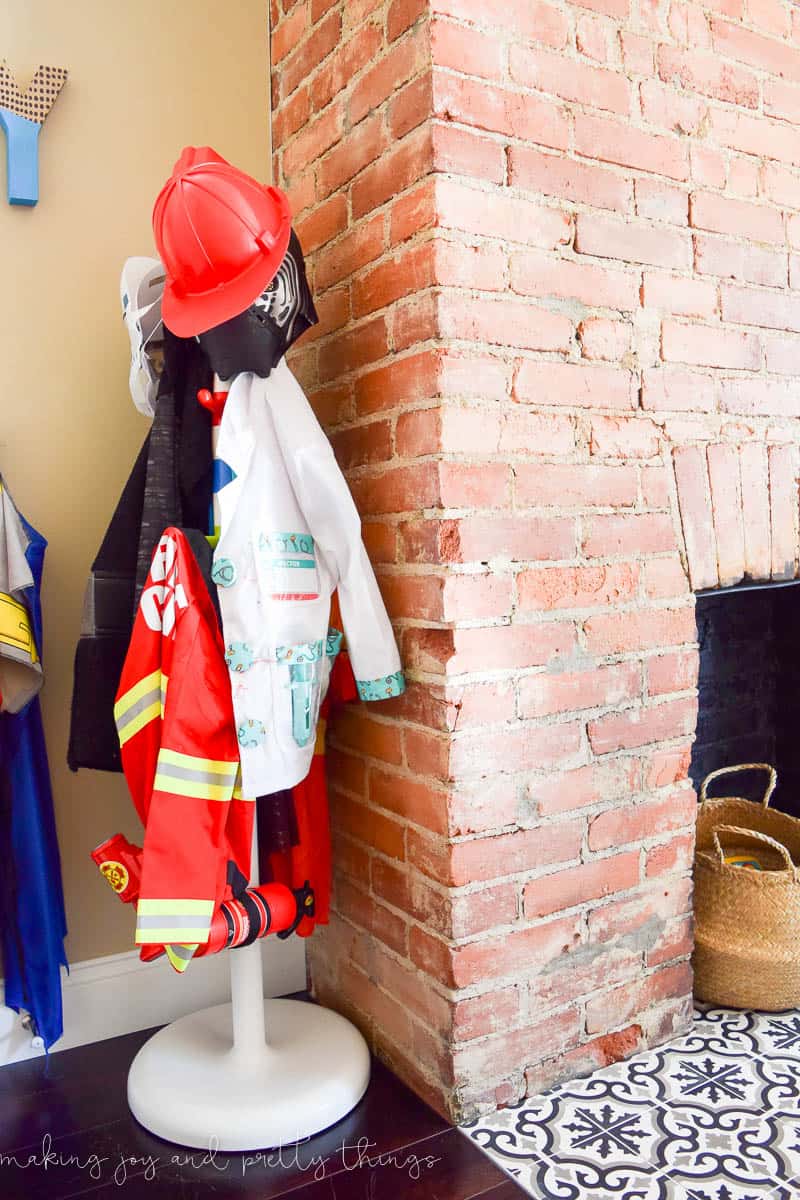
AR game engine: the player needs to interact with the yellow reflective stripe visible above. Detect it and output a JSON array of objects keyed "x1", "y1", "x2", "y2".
[
  {"x1": 165, "y1": 944, "x2": 199, "y2": 972},
  {"x1": 117, "y1": 700, "x2": 160, "y2": 747},
  {"x1": 152, "y1": 774, "x2": 234, "y2": 801},
  {"x1": 114, "y1": 670, "x2": 162, "y2": 721},
  {"x1": 137, "y1": 898, "x2": 214, "y2": 916},
  {"x1": 160, "y1": 674, "x2": 168, "y2": 718},
  {"x1": 157, "y1": 748, "x2": 239, "y2": 777},
  {"x1": 135, "y1": 928, "x2": 210, "y2": 944}
]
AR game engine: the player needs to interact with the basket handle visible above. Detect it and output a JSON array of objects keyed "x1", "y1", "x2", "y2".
[
  {"x1": 710, "y1": 823, "x2": 797, "y2": 876},
  {"x1": 699, "y1": 763, "x2": 777, "y2": 808}
]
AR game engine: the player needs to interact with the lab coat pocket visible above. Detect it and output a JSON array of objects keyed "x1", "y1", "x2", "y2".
[
  {"x1": 257, "y1": 531, "x2": 320, "y2": 601},
  {"x1": 275, "y1": 640, "x2": 325, "y2": 749}
]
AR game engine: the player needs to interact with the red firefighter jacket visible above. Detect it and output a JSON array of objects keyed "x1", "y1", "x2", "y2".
[{"x1": 114, "y1": 528, "x2": 252, "y2": 960}]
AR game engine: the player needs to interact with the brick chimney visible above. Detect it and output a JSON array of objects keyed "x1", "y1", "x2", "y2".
[{"x1": 269, "y1": 0, "x2": 800, "y2": 1120}]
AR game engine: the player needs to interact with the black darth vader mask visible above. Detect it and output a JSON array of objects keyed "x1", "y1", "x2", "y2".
[{"x1": 197, "y1": 230, "x2": 317, "y2": 379}]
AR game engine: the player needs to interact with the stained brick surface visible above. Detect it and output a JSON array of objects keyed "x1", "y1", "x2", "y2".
[{"x1": 271, "y1": 0, "x2": 800, "y2": 1123}]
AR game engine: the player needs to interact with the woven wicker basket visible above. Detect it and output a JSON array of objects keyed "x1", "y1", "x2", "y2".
[{"x1": 694, "y1": 764, "x2": 800, "y2": 1011}]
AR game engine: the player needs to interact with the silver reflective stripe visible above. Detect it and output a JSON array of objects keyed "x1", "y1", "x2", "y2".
[
  {"x1": 136, "y1": 915, "x2": 211, "y2": 931},
  {"x1": 167, "y1": 944, "x2": 196, "y2": 961},
  {"x1": 155, "y1": 761, "x2": 238, "y2": 787},
  {"x1": 116, "y1": 687, "x2": 160, "y2": 728}
]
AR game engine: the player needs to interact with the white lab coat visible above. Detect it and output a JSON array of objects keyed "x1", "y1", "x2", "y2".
[{"x1": 213, "y1": 359, "x2": 404, "y2": 796}]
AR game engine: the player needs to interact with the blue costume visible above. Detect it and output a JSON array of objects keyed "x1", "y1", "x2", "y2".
[{"x1": 0, "y1": 478, "x2": 67, "y2": 1050}]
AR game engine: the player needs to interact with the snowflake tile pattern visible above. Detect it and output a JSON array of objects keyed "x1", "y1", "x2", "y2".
[{"x1": 464, "y1": 1006, "x2": 800, "y2": 1200}]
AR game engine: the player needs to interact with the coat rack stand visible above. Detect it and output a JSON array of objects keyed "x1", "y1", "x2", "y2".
[{"x1": 126, "y1": 374, "x2": 371, "y2": 1151}]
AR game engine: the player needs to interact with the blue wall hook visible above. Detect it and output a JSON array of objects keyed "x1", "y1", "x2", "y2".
[{"x1": 0, "y1": 61, "x2": 67, "y2": 206}]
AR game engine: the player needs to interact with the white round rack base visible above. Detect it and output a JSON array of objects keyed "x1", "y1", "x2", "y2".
[{"x1": 127, "y1": 997, "x2": 371, "y2": 1150}]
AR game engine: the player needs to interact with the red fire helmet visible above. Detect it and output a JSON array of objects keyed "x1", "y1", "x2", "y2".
[{"x1": 152, "y1": 146, "x2": 292, "y2": 337}]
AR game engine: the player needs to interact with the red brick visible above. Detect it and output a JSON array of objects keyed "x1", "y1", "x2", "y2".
[
  {"x1": 620, "y1": 31, "x2": 654, "y2": 74},
  {"x1": 452, "y1": 1008, "x2": 581, "y2": 1086},
  {"x1": 589, "y1": 414, "x2": 661, "y2": 459},
  {"x1": 694, "y1": 234, "x2": 788, "y2": 288},
  {"x1": 641, "y1": 272, "x2": 718, "y2": 319},
  {"x1": 443, "y1": 681, "x2": 517, "y2": 732},
  {"x1": 719, "y1": 377, "x2": 800, "y2": 418},
  {"x1": 641, "y1": 368, "x2": 717, "y2": 413},
  {"x1": 450, "y1": 718, "x2": 583, "y2": 779},
  {"x1": 310, "y1": 23, "x2": 384, "y2": 112},
  {"x1": 769, "y1": 443, "x2": 799, "y2": 580},
  {"x1": 336, "y1": 879, "x2": 409, "y2": 956},
  {"x1": 431, "y1": 17, "x2": 505, "y2": 79},
  {"x1": 452, "y1": 987, "x2": 522, "y2": 1042},
  {"x1": 514, "y1": 361, "x2": 635, "y2": 409},
  {"x1": 639, "y1": 80, "x2": 707, "y2": 138},
  {"x1": 588, "y1": 697, "x2": 698, "y2": 754},
  {"x1": 438, "y1": 294, "x2": 573, "y2": 352},
  {"x1": 295, "y1": 193, "x2": 348, "y2": 254},
  {"x1": 644, "y1": 745, "x2": 692, "y2": 790},
  {"x1": 448, "y1": 915, "x2": 582, "y2": 988},
  {"x1": 582, "y1": 513, "x2": 678, "y2": 558},
  {"x1": 518, "y1": 662, "x2": 640, "y2": 718},
  {"x1": 442, "y1": 573, "x2": 515, "y2": 620},
  {"x1": 439, "y1": 461, "x2": 511, "y2": 508},
  {"x1": 722, "y1": 284, "x2": 800, "y2": 333},
  {"x1": 577, "y1": 13, "x2": 608, "y2": 62},
  {"x1": 749, "y1": 0, "x2": 791, "y2": 38},
  {"x1": 576, "y1": 213, "x2": 691, "y2": 269},
  {"x1": 516, "y1": 464, "x2": 638, "y2": 509},
  {"x1": 641, "y1": 466, "x2": 671, "y2": 509},
  {"x1": 431, "y1": 122, "x2": 506, "y2": 183},
  {"x1": 351, "y1": 126, "x2": 433, "y2": 220},
  {"x1": 389, "y1": 72, "x2": 434, "y2": 139},
  {"x1": 435, "y1": 239, "x2": 508, "y2": 291},
  {"x1": 314, "y1": 214, "x2": 384, "y2": 291},
  {"x1": 350, "y1": 31, "x2": 425, "y2": 126},
  {"x1": 646, "y1": 648, "x2": 698, "y2": 697},
  {"x1": 647, "y1": 914, "x2": 693, "y2": 967},
  {"x1": 711, "y1": 105, "x2": 800, "y2": 167},
  {"x1": 430, "y1": 0, "x2": 570, "y2": 49},
  {"x1": 523, "y1": 851, "x2": 640, "y2": 918},
  {"x1": 301, "y1": 285, "x2": 350, "y2": 343},
  {"x1": 392, "y1": 290, "x2": 439, "y2": 349},
  {"x1": 390, "y1": 179, "x2": 437, "y2": 245},
  {"x1": 585, "y1": 961, "x2": 693, "y2": 1034},
  {"x1": 350, "y1": 461, "x2": 440, "y2": 513},
  {"x1": 331, "y1": 792, "x2": 406, "y2": 860},
  {"x1": 329, "y1": 706, "x2": 404, "y2": 766},
  {"x1": 446, "y1": 515, "x2": 576, "y2": 562},
  {"x1": 578, "y1": 317, "x2": 632, "y2": 361},
  {"x1": 508, "y1": 145, "x2": 631, "y2": 213},
  {"x1": 673, "y1": 444, "x2": 718, "y2": 590},
  {"x1": 711, "y1": 16, "x2": 800, "y2": 80},
  {"x1": 318, "y1": 315, "x2": 389, "y2": 381},
  {"x1": 657, "y1": 45, "x2": 759, "y2": 106},
  {"x1": 760, "y1": 161, "x2": 800, "y2": 210},
  {"x1": 379, "y1": 572, "x2": 443, "y2": 621},
  {"x1": 764, "y1": 77, "x2": 800, "y2": 123},
  {"x1": 530, "y1": 758, "x2": 640, "y2": 817},
  {"x1": 437, "y1": 178, "x2": 572, "y2": 250},
  {"x1": 510, "y1": 249, "x2": 640, "y2": 309},
  {"x1": 661, "y1": 320, "x2": 760, "y2": 370},
  {"x1": 518, "y1": 563, "x2": 639, "y2": 613},
  {"x1": 283, "y1": 104, "x2": 343, "y2": 179},
  {"x1": 633, "y1": 179, "x2": 688, "y2": 226},
  {"x1": 388, "y1": 0, "x2": 425, "y2": 40},
  {"x1": 509, "y1": 45, "x2": 631, "y2": 114},
  {"x1": 690, "y1": 192, "x2": 784, "y2": 244},
  {"x1": 584, "y1": 605, "x2": 696, "y2": 656},
  {"x1": 574, "y1": 112, "x2": 689, "y2": 181},
  {"x1": 432, "y1": 71, "x2": 570, "y2": 148},
  {"x1": 272, "y1": 84, "x2": 311, "y2": 148},
  {"x1": 362, "y1": 520, "x2": 398, "y2": 563},
  {"x1": 690, "y1": 144, "x2": 727, "y2": 190},
  {"x1": 331, "y1": 419, "x2": 392, "y2": 469},
  {"x1": 449, "y1": 819, "x2": 584, "y2": 886},
  {"x1": 707, "y1": 442, "x2": 746, "y2": 587},
  {"x1": 318, "y1": 113, "x2": 386, "y2": 196},
  {"x1": 369, "y1": 768, "x2": 450, "y2": 833},
  {"x1": 646, "y1": 832, "x2": 695, "y2": 879},
  {"x1": 352, "y1": 241, "x2": 435, "y2": 318},
  {"x1": 272, "y1": 4, "x2": 308, "y2": 64},
  {"x1": 738, "y1": 442, "x2": 772, "y2": 581},
  {"x1": 355, "y1": 349, "x2": 440, "y2": 416},
  {"x1": 442, "y1": 621, "x2": 577, "y2": 674}
]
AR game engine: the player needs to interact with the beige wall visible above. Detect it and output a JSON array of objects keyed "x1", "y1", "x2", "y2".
[{"x1": 0, "y1": 2, "x2": 270, "y2": 962}]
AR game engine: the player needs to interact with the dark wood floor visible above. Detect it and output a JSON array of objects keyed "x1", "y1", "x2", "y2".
[{"x1": 0, "y1": 1019, "x2": 528, "y2": 1199}]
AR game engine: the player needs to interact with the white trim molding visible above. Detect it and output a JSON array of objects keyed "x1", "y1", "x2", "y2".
[{"x1": 0, "y1": 937, "x2": 306, "y2": 1066}]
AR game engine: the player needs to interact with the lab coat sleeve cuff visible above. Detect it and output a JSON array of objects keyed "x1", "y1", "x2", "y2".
[{"x1": 356, "y1": 670, "x2": 406, "y2": 702}]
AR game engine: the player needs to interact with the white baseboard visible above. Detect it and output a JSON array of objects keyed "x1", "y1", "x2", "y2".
[{"x1": 0, "y1": 935, "x2": 306, "y2": 1066}]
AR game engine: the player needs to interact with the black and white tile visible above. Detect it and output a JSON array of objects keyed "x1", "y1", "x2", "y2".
[{"x1": 463, "y1": 1007, "x2": 800, "y2": 1200}]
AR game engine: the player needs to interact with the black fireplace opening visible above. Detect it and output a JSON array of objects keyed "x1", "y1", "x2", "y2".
[{"x1": 690, "y1": 582, "x2": 800, "y2": 820}]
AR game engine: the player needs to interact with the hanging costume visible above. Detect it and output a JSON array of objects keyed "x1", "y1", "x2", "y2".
[
  {"x1": 0, "y1": 477, "x2": 67, "y2": 1050},
  {"x1": 213, "y1": 358, "x2": 405, "y2": 798}
]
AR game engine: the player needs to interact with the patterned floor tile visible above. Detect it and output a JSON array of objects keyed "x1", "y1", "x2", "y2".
[{"x1": 464, "y1": 1006, "x2": 800, "y2": 1200}]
